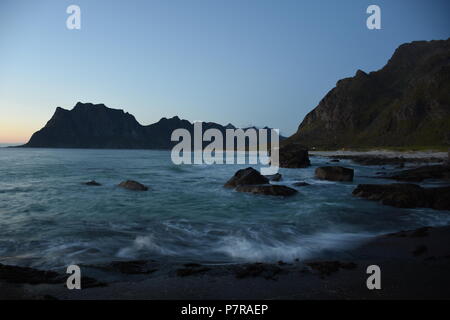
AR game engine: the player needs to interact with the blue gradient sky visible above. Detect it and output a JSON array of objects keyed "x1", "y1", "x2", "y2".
[{"x1": 0, "y1": 0, "x2": 449, "y2": 143}]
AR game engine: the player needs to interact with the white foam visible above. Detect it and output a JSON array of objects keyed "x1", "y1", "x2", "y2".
[{"x1": 216, "y1": 232, "x2": 374, "y2": 262}]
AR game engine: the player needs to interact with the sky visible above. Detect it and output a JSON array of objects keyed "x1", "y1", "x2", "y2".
[{"x1": 0, "y1": 0, "x2": 449, "y2": 143}]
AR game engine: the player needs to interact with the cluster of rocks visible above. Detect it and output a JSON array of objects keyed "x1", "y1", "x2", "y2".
[{"x1": 224, "y1": 167, "x2": 297, "y2": 197}]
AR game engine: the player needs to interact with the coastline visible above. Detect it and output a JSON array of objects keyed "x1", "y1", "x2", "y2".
[
  {"x1": 311, "y1": 150, "x2": 448, "y2": 161},
  {"x1": 2, "y1": 225, "x2": 449, "y2": 300}
]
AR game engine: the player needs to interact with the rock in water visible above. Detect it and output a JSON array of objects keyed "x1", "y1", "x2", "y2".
[
  {"x1": 315, "y1": 166, "x2": 354, "y2": 182},
  {"x1": 225, "y1": 168, "x2": 297, "y2": 196},
  {"x1": 387, "y1": 165, "x2": 450, "y2": 182},
  {"x1": 352, "y1": 184, "x2": 450, "y2": 210},
  {"x1": 224, "y1": 167, "x2": 269, "y2": 188},
  {"x1": 118, "y1": 180, "x2": 149, "y2": 191},
  {"x1": 293, "y1": 182, "x2": 310, "y2": 187},
  {"x1": 235, "y1": 185, "x2": 297, "y2": 197},
  {"x1": 277, "y1": 144, "x2": 311, "y2": 168},
  {"x1": 84, "y1": 180, "x2": 101, "y2": 186},
  {"x1": 265, "y1": 173, "x2": 282, "y2": 181}
]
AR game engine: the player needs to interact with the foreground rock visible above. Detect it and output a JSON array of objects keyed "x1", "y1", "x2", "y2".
[
  {"x1": 235, "y1": 263, "x2": 282, "y2": 280},
  {"x1": 352, "y1": 184, "x2": 450, "y2": 210},
  {"x1": 277, "y1": 144, "x2": 311, "y2": 168},
  {"x1": 306, "y1": 261, "x2": 357, "y2": 277},
  {"x1": 176, "y1": 264, "x2": 211, "y2": 277},
  {"x1": 386, "y1": 164, "x2": 450, "y2": 182},
  {"x1": 94, "y1": 260, "x2": 158, "y2": 274},
  {"x1": 118, "y1": 180, "x2": 149, "y2": 191},
  {"x1": 224, "y1": 167, "x2": 269, "y2": 188},
  {"x1": 0, "y1": 264, "x2": 62, "y2": 285},
  {"x1": 235, "y1": 185, "x2": 298, "y2": 197},
  {"x1": 0, "y1": 264, "x2": 105, "y2": 288},
  {"x1": 315, "y1": 166, "x2": 354, "y2": 182}
]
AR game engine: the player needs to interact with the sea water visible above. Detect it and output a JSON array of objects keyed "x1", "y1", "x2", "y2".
[{"x1": 1, "y1": 147, "x2": 449, "y2": 270}]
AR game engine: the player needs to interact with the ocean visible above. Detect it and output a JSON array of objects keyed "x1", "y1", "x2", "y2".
[{"x1": 1, "y1": 147, "x2": 449, "y2": 271}]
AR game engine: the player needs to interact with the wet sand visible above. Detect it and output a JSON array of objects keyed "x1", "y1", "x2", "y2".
[{"x1": 2, "y1": 226, "x2": 450, "y2": 300}]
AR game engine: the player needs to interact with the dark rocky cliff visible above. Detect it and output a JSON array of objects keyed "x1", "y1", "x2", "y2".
[
  {"x1": 284, "y1": 39, "x2": 450, "y2": 149},
  {"x1": 23, "y1": 102, "x2": 283, "y2": 149}
]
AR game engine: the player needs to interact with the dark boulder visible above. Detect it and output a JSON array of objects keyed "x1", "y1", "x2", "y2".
[
  {"x1": 352, "y1": 184, "x2": 450, "y2": 210},
  {"x1": 386, "y1": 165, "x2": 450, "y2": 182},
  {"x1": 235, "y1": 185, "x2": 298, "y2": 197},
  {"x1": 265, "y1": 173, "x2": 282, "y2": 181},
  {"x1": 224, "y1": 167, "x2": 269, "y2": 188},
  {"x1": 315, "y1": 166, "x2": 354, "y2": 182},
  {"x1": 118, "y1": 180, "x2": 149, "y2": 191},
  {"x1": 277, "y1": 144, "x2": 311, "y2": 168}
]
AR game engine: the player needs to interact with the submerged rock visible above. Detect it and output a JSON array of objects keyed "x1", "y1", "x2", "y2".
[
  {"x1": 265, "y1": 173, "x2": 282, "y2": 181},
  {"x1": 315, "y1": 166, "x2": 354, "y2": 182},
  {"x1": 293, "y1": 182, "x2": 310, "y2": 187},
  {"x1": 118, "y1": 180, "x2": 149, "y2": 191},
  {"x1": 235, "y1": 185, "x2": 297, "y2": 197},
  {"x1": 352, "y1": 184, "x2": 450, "y2": 210},
  {"x1": 84, "y1": 180, "x2": 101, "y2": 186},
  {"x1": 224, "y1": 167, "x2": 269, "y2": 188},
  {"x1": 277, "y1": 144, "x2": 311, "y2": 168}
]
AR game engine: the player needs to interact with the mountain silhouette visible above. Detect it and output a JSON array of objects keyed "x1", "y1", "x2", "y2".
[{"x1": 23, "y1": 102, "x2": 283, "y2": 149}]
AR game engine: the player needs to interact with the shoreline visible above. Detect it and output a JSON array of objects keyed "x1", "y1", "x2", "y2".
[
  {"x1": 2, "y1": 225, "x2": 450, "y2": 300},
  {"x1": 311, "y1": 150, "x2": 448, "y2": 160}
]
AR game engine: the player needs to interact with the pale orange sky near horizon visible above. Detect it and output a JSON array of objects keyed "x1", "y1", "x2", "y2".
[{"x1": 0, "y1": 100, "x2": 55, "y2": 144}]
